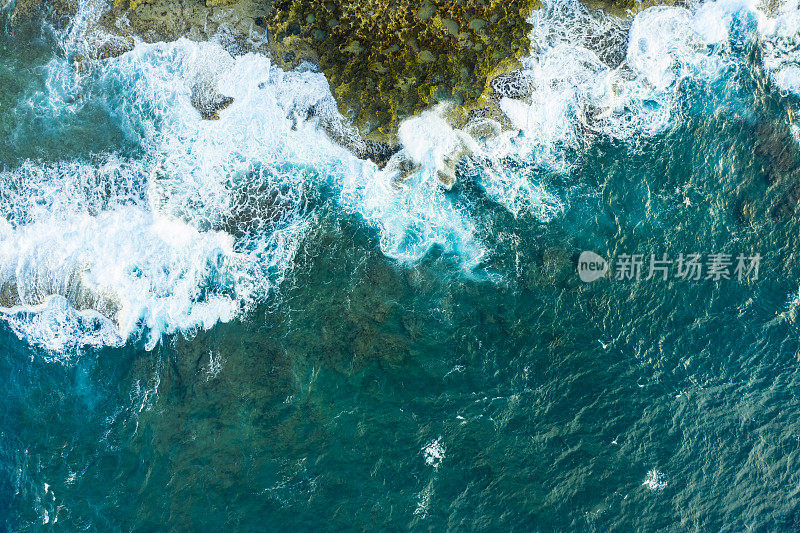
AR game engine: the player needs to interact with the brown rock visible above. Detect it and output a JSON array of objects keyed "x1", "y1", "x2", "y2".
[{"x1": 190, "y1": 79, "x2": 234, "y2": 120}]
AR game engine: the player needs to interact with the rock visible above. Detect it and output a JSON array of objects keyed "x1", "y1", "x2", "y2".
[
  {"x1": 72, "y1": 54, "x2": 88, "y2": 74},
  {"x1": 190, "y1": 79, "x2": 234, "y2": 120},
  {"x1": 359, "y1": 140, "x2": 401, "y2": 169},
  {"x1": 463, "y1": 117, "x2": 502, "y2": 140},
  {"x1": 267, "y1": 0, "x2": 543, "y2": 141},
  {"x1": 94, "y1": 38, "x2": 134, "y2": 60},
  {"x1": 10, "y1": 0, "x2": 76, "y2": 23},
  {"x1": 436, "y1": 140, "x2": 472, "y2": 188},
  {"x1": 102, "y1": 0, "x2": 268, "y2": 51},
  {"x1": 309, "y1": 98, "x2": 401, "y2": 167},
  {"x1": 384, "y1": 152, "x2": 422, "y2": 188},
  {"x1": 490, "y1": 70, "x2": 533, "y2": 99}
]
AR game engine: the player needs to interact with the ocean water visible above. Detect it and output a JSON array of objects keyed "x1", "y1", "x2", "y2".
[{"x1": 3, "y1": 0, "x2": 800, "y2": 529}]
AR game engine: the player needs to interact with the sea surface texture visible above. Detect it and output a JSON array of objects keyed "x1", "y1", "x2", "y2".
[{"x1": 3, "y1": 0, "x2": 800, "y2": 529}]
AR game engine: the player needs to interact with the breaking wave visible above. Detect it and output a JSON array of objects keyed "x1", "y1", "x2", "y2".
[
  {"x1": 0, "y1": 36, "x2": 496, "y2": 351},
  {"x1": 1, "y1": 39, "x2": 335, "y2": 350}
]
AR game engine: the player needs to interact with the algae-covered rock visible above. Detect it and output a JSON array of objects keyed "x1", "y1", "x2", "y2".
[{"x1": 267, "y1": 0, "x2": 543, "y2": 141}]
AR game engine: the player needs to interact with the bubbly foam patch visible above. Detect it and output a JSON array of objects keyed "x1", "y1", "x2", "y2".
[{"x1": 760, "y1": 0, "x2": 800, "y2": 96}]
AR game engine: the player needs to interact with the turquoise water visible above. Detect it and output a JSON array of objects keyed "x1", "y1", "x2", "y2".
[{"x1": 4, "y1": 0, "x2": 800, "y2": 530}]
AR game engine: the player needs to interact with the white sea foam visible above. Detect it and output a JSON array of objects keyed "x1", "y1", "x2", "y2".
[
  {"x1": 753, "y1": 0, "x2": 800, "y2": 143},
  {"x1": 398, "y1": 107, "x2": 471, "y2": 177},
  {"x1": 0, "y1": 204, "x2": 241, "y2": 350},
  {"x1": 1, "y1": 39, "x2": 340, "y2": 350},
  {"x1": 505, "y1": 0, "x2": 736, "y2": 157},
  {"x1": 643, "y1": 468, "x2": 668, "y2": 491},
  {"x1": 512, "y1": 0, "x2": 800, "y2": 148},
  {"x1": 340, "y1": 107, "x2": 487, "y2": 265},
  {"x1": 476, "y1": 0, "x2": 800, "y2": 203},
  {"x1": 760, "y1": 0, "x2": 800, "y2": 96},
  {"x1": 422, "y1": 437, "x2": 446, "y2": 469},
  {"x1": 341, "y1": 165, "x2": 485, "y2": 265}
]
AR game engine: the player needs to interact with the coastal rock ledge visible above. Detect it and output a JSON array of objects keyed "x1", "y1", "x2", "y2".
[{"x1": 8, "y1": 0, "x2": 650, "y2": 167}]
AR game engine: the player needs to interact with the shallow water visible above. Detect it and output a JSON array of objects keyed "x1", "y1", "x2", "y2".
[{"x1": 3, "y1": 0, "x2": 800, "y2": 529}]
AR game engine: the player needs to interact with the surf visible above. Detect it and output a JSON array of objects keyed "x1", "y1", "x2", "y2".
[{"x1": 1, "y1": 0, "x2": 798, "y2": 352}]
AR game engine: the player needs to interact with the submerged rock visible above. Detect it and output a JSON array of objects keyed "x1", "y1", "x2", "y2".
[
  {"x1": 755, "y1": 121, "x2": 800, "y2": 178},
  {"x1": 733, "y1": 116, "x2": 800, "y2": 224}
]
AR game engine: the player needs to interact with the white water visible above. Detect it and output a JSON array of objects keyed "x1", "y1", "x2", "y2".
[
  {"x1": 2, "y1": 40, "x2": 335, "y2": 350},
  {"x1": 2, "y1": 0, "x2": 800, "y2": 351},
  {"x1": 483, "y1": 0, "x2": 800, "y2": 201},
  {"x1": 499, "y1": 0, "x2": 737, "y2": 165},
  {"x1": 0, "y1": 37, "x2": 497, "y2": 350}
]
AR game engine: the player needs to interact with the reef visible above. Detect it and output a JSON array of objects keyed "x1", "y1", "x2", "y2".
[{"x1": 267, "y1": 0, "x2": 542, "y2": 141}]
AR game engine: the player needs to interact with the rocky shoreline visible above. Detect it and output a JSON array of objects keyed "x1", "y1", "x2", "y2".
[{"x1": 7, "y1": 0, "x2": 669, "y2": 172}]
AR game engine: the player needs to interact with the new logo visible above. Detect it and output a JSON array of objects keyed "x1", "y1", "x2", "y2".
[{"x1": 577, "y1": 251, "x2": 608, "y2": 282}]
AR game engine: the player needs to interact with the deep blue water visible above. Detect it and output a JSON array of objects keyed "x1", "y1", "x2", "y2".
[{"x1": 4, "y1": 0, "x2": 800, "y2": 530}]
